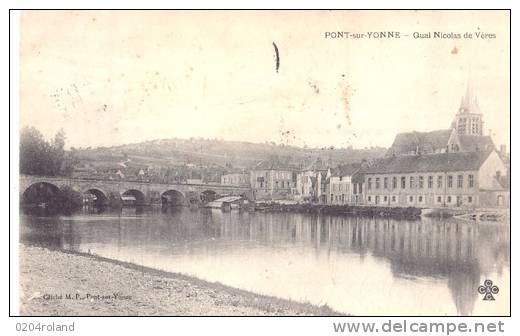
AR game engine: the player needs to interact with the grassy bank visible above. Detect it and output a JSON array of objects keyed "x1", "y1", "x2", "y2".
[{"x1": 19, "y1": 245, "x2": 342, "y2": 316}]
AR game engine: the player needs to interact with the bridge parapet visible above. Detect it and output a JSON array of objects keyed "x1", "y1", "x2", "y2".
[{"x1": 19, "y1": 174, "x2": 253, "y2": 205}]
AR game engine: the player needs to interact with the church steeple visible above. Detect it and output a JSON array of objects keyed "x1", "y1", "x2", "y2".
[
  {"x1": 458, "y1": 79, "x2": 481, "y2": 115},
  {"x1": 453, "y1": 80, "x2": 484, "y2": 136}
]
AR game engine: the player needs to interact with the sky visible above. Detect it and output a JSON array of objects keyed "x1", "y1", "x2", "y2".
[{"x1": 19, "y1": 10, "x2": 510, "y2": 150}]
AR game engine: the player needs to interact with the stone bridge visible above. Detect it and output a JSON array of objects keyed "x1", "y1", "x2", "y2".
[{"x1": 20, "y1": 174, "x2": 252, "y2": 206}]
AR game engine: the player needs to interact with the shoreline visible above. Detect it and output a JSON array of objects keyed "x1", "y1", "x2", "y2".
[
  {"x1": 19, "y1": 244, "x2": 343, "y2": 316},
  {"x1": 254, "y1": 203, "x2": 509, "y2": 221},
  {"x1": 255, "y1": 203, "x2": 423, "y2": 219}
]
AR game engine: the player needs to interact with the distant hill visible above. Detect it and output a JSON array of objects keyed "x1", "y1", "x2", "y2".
[{"x1": 74, "y1": 138, "x2": 387, "y2": 170}]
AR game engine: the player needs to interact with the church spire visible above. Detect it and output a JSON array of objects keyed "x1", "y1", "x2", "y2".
[
  {"x1": 453, "y1": 78, "x2": 484, "y2": 136},
  {"x1": 458, "y1": 78, "x2": 481, "y2": 114}
]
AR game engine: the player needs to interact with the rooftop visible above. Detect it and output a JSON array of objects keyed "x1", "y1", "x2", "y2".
[
  {"x1": 386, "y1": 129, "x2": 453, "y2": 156},
  {"x1": 253, "y1": 160, "x2": 294, "y2": 171},
  {"x1": 364, "y1": 150, "x2": 492, "y2": 174},
  {"x1": 458, "y1": 135, "x2": 495, "y2": 152}
]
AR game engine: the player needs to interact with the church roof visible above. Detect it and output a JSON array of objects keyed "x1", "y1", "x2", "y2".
[
  {"x1": 458, "y1": 135, "x2": 495, "y2": 152},
  {"x1": 386, "y1": 129, "x2": 452, "y2": 156},
  {"x1": 364, "y1": 151, "x2": 492, "y2": 174}
]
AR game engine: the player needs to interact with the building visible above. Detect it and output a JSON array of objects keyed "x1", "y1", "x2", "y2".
[
  {"x1": 221, "y1": 172, "x2": 250, "y2": 186},
  {"x1": 296, "y1": 158, "x2": 330, "y2": 203},
  {"x1": 327, "y1": 163, "x2": 361, "y2": 205},
  {"x1": 351, "y1": 170, "x2": 365, "y2": 205},
  {"x1": 250, "y1": 161, "x2": 296, "y2": 200},
  {"x1": 363, "y1": 150, "x2": 509, "y2": 208},
  {"x1": 386, "y1": 81, "x2": 497, "y2": 157}
]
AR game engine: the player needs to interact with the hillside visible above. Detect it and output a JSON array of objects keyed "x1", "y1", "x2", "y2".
[{"x1": 75, "y1": 138, "x2": 387, "y2": 170}]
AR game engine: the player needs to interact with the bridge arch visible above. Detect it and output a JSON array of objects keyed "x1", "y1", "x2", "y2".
[
  {"x1": 121, "y1": 189, "x2": 146, "y2": 206},
  {"x1": 21, "y1": 182, "x2": 61, "y2": 205},
  {"x1": 161, "y1": 190, "x2": 185, "y2": 206},
  {"x1": 84, "y1": 188, "x2": 108, "y2": 207}
]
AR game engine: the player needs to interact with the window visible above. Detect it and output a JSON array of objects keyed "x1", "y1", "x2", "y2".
[
  {"x1": 437, "y1": 196, "x2": 442, "y2": 203},
  {"x1": 409, "y1": 176, "x2": 415, "y2": 189},
  {"x1": 437, "y1": 176, "x2": 443, "y2": 189},
  {"x1": 418, "y1": 196, "x2": 423, "y2": 203},
  {"x1": 354, "y1": 184, "x2": 357, "y2": 194},
  {"x1": 367, "y1": 196, "x2": 372, "y2": 202},
  {"x1": 457, "y1": 175, "x2": 463, "y2": 188},
  {"x1": 468, "y1": 174, "x2": 474, "y2": 188},
  {"x1": 392, "y1": 177, "x2": 397, "y2": 189},
  {"x1": 418, "y1": 176, "x2": 424, "y2": 188},
  {"x1": 384, "y1": 177, "x2": 388, "y2": 189},
  {"x1": 339, "y1": 176, "x2": 343, "y2": 182},
  {"x1": 368, "y1": 178, "x2": 372, "y2": 190},
  {"x1": 468, "y1": 196, "x2": 473, "y2": 203},
  {"x1": 392, "y1": 196, "x2": 396, "y2": 202},
  {"x1": 448, "y1": 175, "x2": 453, "y2": 188},
  {"x1": 375, "y1": 177, "x2": 380, "y2": 189},
  {"x1": 447, "y1": 196, "x2": 452, "y2": 203},
  {"x1": 428, "y1": 176, "x2": 433, "y2": 189},
  {"x1": 401, "y1": 177, "x2": 406, "y2": 189},
  {"x1": 408, "y1": 196, "x2": 414, "y2": 203},
  {"x1": 383, "y1": 196, "x2": 388, "y2": 202}
]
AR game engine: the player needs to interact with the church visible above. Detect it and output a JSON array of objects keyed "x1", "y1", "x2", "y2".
[
  {"x1": 361, "y1": 82, "x2": 510, "y2": 209},
  {"x1": 386, "y1": 82, "x2": 500, "y2": 157}
]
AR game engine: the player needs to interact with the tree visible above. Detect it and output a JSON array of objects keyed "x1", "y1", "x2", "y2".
[
  {"x1": 20, "y1": 127, "x2": 52, "y2": 175},
  {"x1": 50, "y1": 128, "x2": 66, "y2": 175},
  {"x1": 20, "y1": 126, "x2": 75, "y2": 176}
]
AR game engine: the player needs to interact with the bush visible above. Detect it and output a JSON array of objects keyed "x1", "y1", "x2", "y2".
[{"x1": 57, "y1": 186, "x2": 83, "y2": 214}]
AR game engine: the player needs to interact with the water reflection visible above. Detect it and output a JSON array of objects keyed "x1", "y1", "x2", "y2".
[{"x1": 20, "y1": 207, "x2": 509, "y2": 316}]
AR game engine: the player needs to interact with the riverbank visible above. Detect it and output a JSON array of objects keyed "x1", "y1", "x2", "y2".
[
  {"x1": 19, "y1": 245, "x2": 341, "y2": 316},
  {"x1": 256, "y1": 203, "x2": 422, "y2": 219}
]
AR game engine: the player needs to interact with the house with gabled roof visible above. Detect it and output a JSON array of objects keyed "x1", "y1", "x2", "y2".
[
  {"x1": 250, "y1": 160, "x2": 297, "y2": 200},
  {"x1": 327, "y1": 163, "x2": 361, "y2": 205},
  {"x1": 295, "y1": 157, "x2": 331, "y2": 203}
]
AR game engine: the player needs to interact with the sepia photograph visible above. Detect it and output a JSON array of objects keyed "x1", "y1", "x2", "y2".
[{"x1": 12, "y1": 9, "x2": 510, "y2": 319}]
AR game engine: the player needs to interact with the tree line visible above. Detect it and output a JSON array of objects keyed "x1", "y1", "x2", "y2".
[{"x1": 20, "y1": 126, "x2": 78, "y2": 176}]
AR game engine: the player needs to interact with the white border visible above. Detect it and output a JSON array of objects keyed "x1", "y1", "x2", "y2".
[{"x1": 4, "y1": 4, "x2": 517, "y2": 336}]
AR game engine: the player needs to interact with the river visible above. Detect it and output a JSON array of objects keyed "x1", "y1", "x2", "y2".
[{"x1": 20, "y1": 206, "x2": 510, "y2": 316}]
